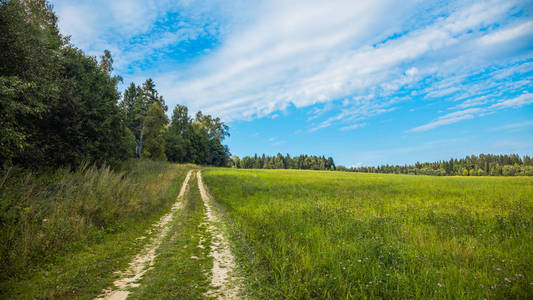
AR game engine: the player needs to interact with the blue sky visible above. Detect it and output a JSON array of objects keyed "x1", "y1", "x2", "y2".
[{"x1": 50, "y1": 0, "x2": 533, "y2": 166}]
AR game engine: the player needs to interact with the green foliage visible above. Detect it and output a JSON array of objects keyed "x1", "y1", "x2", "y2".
[
  {"x1": 119, "y1": 80, "x2": 231, "y2": 165},
  {"x1": 0, "y1": 0, "x2": 132, "y2": 168},
  {"x1": 0, "y1": 76, "x2": 42, "y2": 163},
  {"x1": 162, "y1": 105, "x2": 231, "y2": 166},
  {"x1": 0, "y1": 0, "x2": 61, "y2": 165},
  {"x1": 204, "y1": 168, "x2": 533, "y2": 299},
  {"x1": 43, "y1": 46, "x2": 128, "y2": 167},
  {"x1": 164, "y1": 130, "x2": 188, "y2": 162},
  {"x1": 164, "y1": 105, "x2": 191, "y2": 163},
  {"x1": 142, "y1": 102, "x2": 168, "y2": 161},
  {"x1": 234, "y1": 153, "x2": 335, "y2": 170}
]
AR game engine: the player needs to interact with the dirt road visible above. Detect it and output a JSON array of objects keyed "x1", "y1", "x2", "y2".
[
  {"x1": 197, "y1": 171, "x2": 241, "y2": 299},
  {"x1": 95, "y1": 170, "x2": 241, "y2": 299},
  {"x1": 95, "y1": 170, "x2": 193, "y2": 300}
]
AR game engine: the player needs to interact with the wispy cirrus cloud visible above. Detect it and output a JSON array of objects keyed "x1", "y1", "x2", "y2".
[
  {"x1": 340, "y1": 123, "x2": 367, "y2": 131},
  {"x1": 52, "y1": 0, "x2": 234, "y2": 70},
  {"x1": 51, "y1": 0, "x2": 533, "y2": 133},
  {"x1": 409, "y1": 108, "x2": 482, "y2": 132},
  {"x1": 495, "y1": 120, "x2": 533, "y2": 131},
  {"x1": 490, "y1": 93, "x2": 533, "y2": 109},
  {"x1": 156, "y1": 0, "x2": 532, "y2": 130},
  {"x1": 409, "y1": 93, "x2": 533, "y2": 132}
]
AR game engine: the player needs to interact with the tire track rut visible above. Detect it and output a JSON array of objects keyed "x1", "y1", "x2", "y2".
[
  {"x1": 95, "y1": 170, "x2": 193, "y2": 300},
  {"x1": 197, "y1": 171, "x2": 241, "y2": 299}
]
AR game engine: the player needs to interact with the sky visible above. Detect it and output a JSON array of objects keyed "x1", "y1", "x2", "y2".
[{"x1": 50, "y1": 0, "x2": 533, "y2": 167}]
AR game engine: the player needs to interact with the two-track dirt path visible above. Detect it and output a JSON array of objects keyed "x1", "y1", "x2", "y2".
[
  {"x1": 95, "y1": 169, "x2": 241, "y2": 299},
  {"x1": 95, "y1": 170, "x2": 193, "y2": 300},
  {"x1": 197, "y1": 171, "x2": 242, "y2": 299}
]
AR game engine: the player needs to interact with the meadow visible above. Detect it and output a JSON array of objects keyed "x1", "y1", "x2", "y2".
[
  {"x1": 0, "y1": 160, "x2": 192, "y2": 298},
  {"x1": 203, "y1": 168, "x2": 533, "y2": 299}
]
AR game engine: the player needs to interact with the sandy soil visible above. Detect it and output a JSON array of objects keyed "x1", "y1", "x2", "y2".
[
  {"x1": 95, "y1": 170, "x2": 193, "y2": 300},
  {"x1": 197, "y1": 171, "x2": 242, "y2": 299}
]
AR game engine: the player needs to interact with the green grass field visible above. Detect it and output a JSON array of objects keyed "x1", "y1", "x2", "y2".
[
  {"x1": 1, "y1": 165, "x2": 531, "y2": 299},
  {"x1": 203, "y1": 168, "x2": 533, "y2": 299}
]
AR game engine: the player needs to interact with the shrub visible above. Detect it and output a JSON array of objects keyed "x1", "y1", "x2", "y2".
[{"x1": 0, "y1": 159, "x2": 185, "y2": 278}]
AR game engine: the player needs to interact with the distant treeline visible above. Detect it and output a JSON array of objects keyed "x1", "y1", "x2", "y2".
[
  {"x1": 337, "y1": 154, "x2": 533, "y2": 176},
  {"x1": 230, "y1": 154, "x2": 533, "y2": 176},
  {"x1": 230, "y1": 154, "x2": 336, "y2": 170},
  {"x1": 0, "y1": 0, "x2": 230, "y2": 169}
]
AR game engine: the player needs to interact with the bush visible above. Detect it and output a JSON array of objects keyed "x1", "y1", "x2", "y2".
[{"x1": 0, "y1": 159, "x2": 186, "y2": 278}]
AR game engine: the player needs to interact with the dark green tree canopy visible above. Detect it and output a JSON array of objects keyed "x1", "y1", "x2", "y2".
[
  {"x1": 234, "y1": 154, "x2": 335, "y2": 171},
  {"x1": 1, "y1": 0, "x2": 131, "y2": 168}
]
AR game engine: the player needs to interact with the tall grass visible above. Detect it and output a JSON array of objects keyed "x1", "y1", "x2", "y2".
[
  {"x1": 0, "y1": 159, "x2": 189, "y2": 280},
  {"x1": 204, "y1": 169, "x2": 533, "y2": 299}
]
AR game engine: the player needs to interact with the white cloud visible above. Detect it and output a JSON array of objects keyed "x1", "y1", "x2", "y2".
[
  {"x1": 155, "y1": 0, "x2": 529, "y2": 122},
  {"x1": 409, "y1": 108, "x2": 481, "y2": 132},
  {"x1": 479, "y1": 21, "x2": 533, "y2": 45},
  {"x1": 51, "y1": 0, "x2": 533, "y2": 132},
  {"x1": 51, "y1": 0, "x2": 229, "y2": 70},
  {"x1": 490, "y1": 93, "x2": 533, "y2": 109},
  {"x1": 409, "y1": 93, "x2": 533, "y2": 132},
  {"x1": 496, "y1": 120, "x2": 533, "y2": 131},
  {"x1": 453, "y1": 96, "x2": 489, "y2": 109},
  {"x1": 340, "y1": 123, "x2": 367, "y2": 131},
  {"x1": 405, "y1": 67, "x2": 419, "y2": 76}
]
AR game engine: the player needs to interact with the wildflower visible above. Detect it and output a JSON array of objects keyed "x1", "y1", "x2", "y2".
[
  {"x1": 504, "y1": 278, "x2": 511, "y2": 283},
  {"x1": 495, "y1": 267, "x2": 502, "y2": 272},
  {"x1": 437, "y1": 283, "x2": 443, "y2": 288},
  {"x1": 357, "y1": 259, "x2": 362, "y2": 263},
  {"x1": 479, "y1": 284, "x2": 483, "y2": 288}
]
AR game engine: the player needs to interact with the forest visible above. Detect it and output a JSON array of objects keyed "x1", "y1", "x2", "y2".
[
  {"x1": 0, "y1": 0, "x2": 230, "y2": 170},
  {"x1": 338, "y1": 154, "x2": 533, "y2": 176},
  {"x1": 231, "y1": 154, "x2": 336, "y2": 170},
  {"x1": 230, "y1": 153, "x2": 533, "y2": 176}
]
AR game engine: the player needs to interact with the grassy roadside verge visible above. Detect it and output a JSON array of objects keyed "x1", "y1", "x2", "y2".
[
  {"x1": 129, "y1": 170, "x2": 213, "y2": 299},
  {"x1": 0, "y1": 160, "x2": 192, "y2": 299},
  {"x1": 203, "y1": 168, "x2": 533, "y2": 299}
]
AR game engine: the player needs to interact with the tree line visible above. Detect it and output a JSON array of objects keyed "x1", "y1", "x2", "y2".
[
  {"x1": 230, "y1": 153, "x2": 533, "y2": 176},
  {"x1": 231, "y1": 154, "x2": 336, "y2": 170},
  {"x1": 0, "y1": 0, "x2": 230, "y2": 169},
  {"x1": 337, "y1": 154, "x2": 533, "y2": 176}
]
